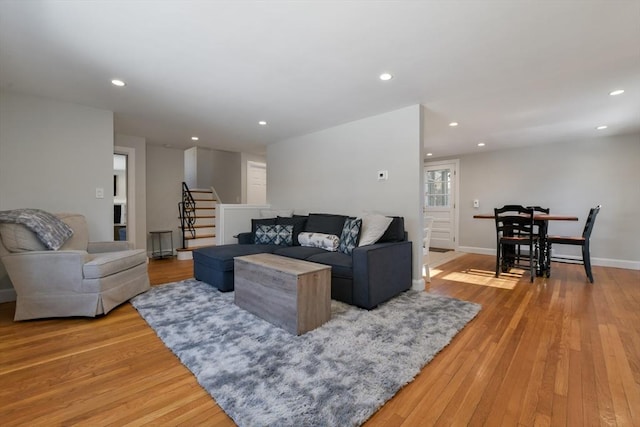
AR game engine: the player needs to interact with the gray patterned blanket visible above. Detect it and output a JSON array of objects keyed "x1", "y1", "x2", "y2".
[{"x1": 0, "y1": 208, "x2": 73, "y2": 250}]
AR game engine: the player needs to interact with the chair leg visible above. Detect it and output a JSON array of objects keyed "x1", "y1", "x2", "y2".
[
  {"x1": 545, "y1": 242, "x2": 552, "y2": 278},
  {"x1": 495, "y1": 245, "x2": 501, "y2": 278},
  {"x1": 530, "y1": 244, "x2": 535, "y2": 283},
  {"x1": 583, "y1": 243, "x2": 594, "y2": 283}
]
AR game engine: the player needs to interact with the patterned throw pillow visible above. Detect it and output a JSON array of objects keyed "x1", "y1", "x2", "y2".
[
  {"x1": 254, "y1": 224, "x2": 293, "y2": 246},
  {"x1": 298, "y1": 232, "x2": 340, "y2": 252},
  {"x1": 338, "y1": 218, "x2": 362, "y2": 255}
]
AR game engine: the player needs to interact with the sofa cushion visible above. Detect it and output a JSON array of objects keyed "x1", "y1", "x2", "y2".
[
  {"x1": 304, "y1": 213, "x2": 348, "y2": 236},
  {"x1": 276, "y1": 216, "x2": 307, "y2": 246},
  {"x1": 358, "y1": 214, "x2": 393, "y2": 246},
  {"x1": 193, "y1": 244, "x2": 278, "y2": 272},
  {"x1": 307, "y1": 252, "x2": 353, "y2": 279},
  {"x1": 83, "y1": 249, "x2": 147, "y2": 279},
  {"x1": 273, "y1": 246, "x2": 327, "y2": 260},
  {"x1": 0, "y1": 223, "x2": 47, "y2": 252},
  {"x1": 378, "y1": 216, "x2": 405, "y2": 243},
  {"x1": 337, "y1": 217, "x2": 362, "y2": 255}
]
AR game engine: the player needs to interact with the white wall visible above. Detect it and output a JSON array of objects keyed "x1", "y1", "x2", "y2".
[
  {"x1": 453, "y1": 132, "x2": 640, "y2": 268},
  {"x1": 183, "y1": 146, "x2": 242, "y2": 203},
  {"x1": 0, "y1": 91, "x2": 114, "y2": 297},
  {"x1": 268, "y1": 105, "x2": 424, "y2": 286},
  {"x1": 146, "y1": 145, "x2": 184, "y2": 254},
  {"x1": 115, "y1": 134, "x2": 147, "y2": 250},
  {"x1": 0, "y1": 92, "x2": 114, "y2": 238},
  {"x1": 211, "y1": 149, "x2": 242, "y2": 203}
]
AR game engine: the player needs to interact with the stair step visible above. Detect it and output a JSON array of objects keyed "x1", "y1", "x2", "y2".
[
  {"x1": 177, "y1": 244, "x2": 215, "y2": 252},
  {"x1": 186, "y1": 237, "x2": 216, "y2": 248},
  {"x1": 185, "y1": 233, "x2": 215, "y2": 240}
]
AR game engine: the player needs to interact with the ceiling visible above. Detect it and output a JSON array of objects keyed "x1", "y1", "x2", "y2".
[{"x1": 1, "y1": 1, "x2": 639, "y2": 158}]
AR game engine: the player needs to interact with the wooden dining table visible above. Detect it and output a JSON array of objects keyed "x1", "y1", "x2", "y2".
[{"x1": 474, "y1": 212, "x2": 579, "y2": 276}]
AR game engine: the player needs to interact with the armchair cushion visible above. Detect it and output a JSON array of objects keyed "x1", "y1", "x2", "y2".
[
  {"x1": 83, "y1": 250, "x2": 148, "y2": 279},
  {"x1": 0, "y1": 223, "x2": 47, "y2": 252}
]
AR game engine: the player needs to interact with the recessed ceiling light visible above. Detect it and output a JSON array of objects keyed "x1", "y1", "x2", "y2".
[
  {"x1": 258, "y1": 121, "x2": 267, "y2": 126},
  {"x1": 596, "y1": 125, "x2": 608, "y2": 130},
  {"x1": 379, "y1": 73, "x2": 393, "y2": 81},
  {"x1": 111, "y1": 79, "x2": 126, "y2": 87},
  {"x1": 449, "y1": 122, "x2": 459, "y2": 127},
  {"x1": 609, "y1": 89, "x2": 624, "y2": 96},
  {"x1": 477, "y1": 142, "x2": 486, "y2": 147},
  {"x1": 191, "y1": 136, "x2": 199, "y2": 141},
  {"x1": 426, "y1": 153, "x2": 433, "y2": 157}
]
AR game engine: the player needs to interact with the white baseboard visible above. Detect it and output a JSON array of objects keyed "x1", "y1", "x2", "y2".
[
  {"x1": 457, "y1": 246, "x2": 640, "y2": 271},
  {"x1": 0, "y1": 288, "x2": 17, "y2": 303}
]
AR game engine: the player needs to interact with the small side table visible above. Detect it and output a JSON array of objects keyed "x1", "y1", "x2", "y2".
[{"x1": 150, "y1": 230, "x2": 173, "y2": 259}]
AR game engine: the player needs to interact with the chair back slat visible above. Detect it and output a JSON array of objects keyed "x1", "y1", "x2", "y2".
[
  {"x1": 494, "y1": 206, "x2": 536, "y2": 237},
  {"x1": 582, "y1": 205, "x2": 601, "y2": 239}
]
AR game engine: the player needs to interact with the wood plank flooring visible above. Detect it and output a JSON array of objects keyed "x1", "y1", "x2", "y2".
[{"x1": 1, "y1": 255, "x2": 638, "y2": 426}]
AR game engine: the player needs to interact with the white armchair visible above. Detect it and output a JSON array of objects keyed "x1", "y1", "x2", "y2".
[{"x1": 0, "y1": 213, "x2": 150, "y2": 321}]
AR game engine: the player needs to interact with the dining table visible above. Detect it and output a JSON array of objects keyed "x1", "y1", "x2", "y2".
[{"x1": 473, "y1": 212, "x2": 579, "y2": 276}]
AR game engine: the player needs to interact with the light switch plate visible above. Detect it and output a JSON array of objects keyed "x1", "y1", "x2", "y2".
[{"x1": 96, "y1": 187, "x2": 104, "y2": 199}]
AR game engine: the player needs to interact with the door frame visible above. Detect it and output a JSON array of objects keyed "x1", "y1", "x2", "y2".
[
  {"x1": 424, "y1": 159, "x2": 460, "y2": 250},
  {"x1": 114, "y1": 146, "x2": 136, "y2": 249}
]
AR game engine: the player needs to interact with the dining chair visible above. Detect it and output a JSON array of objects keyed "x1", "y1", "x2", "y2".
[
  {"x1": 527, "y1": 206, "x2": 550, "y2": 274},
  {"x1": 546, "y1": 205, "x2": 601, "y2": 283},
  {"x1": 494, "y1": 206, "x2": 538, "y2": 282}
]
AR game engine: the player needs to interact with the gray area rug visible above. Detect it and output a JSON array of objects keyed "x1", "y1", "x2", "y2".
[{"x1": 131, "y1": 279, "x2": 481, "y2": 427}]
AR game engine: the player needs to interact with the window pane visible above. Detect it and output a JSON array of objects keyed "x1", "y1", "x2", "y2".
[{"x1": 425, "y1": 168, "x2": 451, "y2": 208}]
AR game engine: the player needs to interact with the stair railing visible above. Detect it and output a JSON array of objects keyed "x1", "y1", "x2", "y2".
[{"x1": 178, "y1": 182, "x2": 196, "y2": 248}]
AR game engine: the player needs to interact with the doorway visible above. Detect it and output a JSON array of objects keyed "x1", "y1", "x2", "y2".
[
  {"x1": 424, "y1": 159, "x2": 459, "y2": 250},
  {"x1": 247, "y1": 161, "x2": 267, "y2": 205},
  {"x1": 113, "y1": 153, "x2": 127, "y2": 241},
  {"x1": 113, "y1": 146, "x2": 136, "y2": 248}
]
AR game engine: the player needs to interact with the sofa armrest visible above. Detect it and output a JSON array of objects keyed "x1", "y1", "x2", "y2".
[
  {"x1": 351, "y1": 241, "x2": 413, "y2": 309},
  {"x1": 2, "y1": 250, "x2": 91, "y2": 293},
  {"x1": 236, "y1": 232, "x2": 254, "y2": 244},
  {"x1": 88, "y1": 241, "x2": 131, "y2": 253}
]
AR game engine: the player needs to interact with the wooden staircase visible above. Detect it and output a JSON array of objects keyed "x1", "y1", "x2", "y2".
[{"x1": 177, "y1": 186, "x2": 217, "y2": 260}]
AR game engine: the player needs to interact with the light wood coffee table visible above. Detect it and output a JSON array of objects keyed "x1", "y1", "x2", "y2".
[{"x1": 234, "y1": 253, "x2": 331, "y2": 335}]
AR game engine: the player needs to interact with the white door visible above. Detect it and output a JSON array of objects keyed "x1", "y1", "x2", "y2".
[
  {"x1": 424, "y1": 160, "x2": 458, "y2": 250},
  {"x1": 247, "y1": 161, "x2": 267, "y2": 205}
]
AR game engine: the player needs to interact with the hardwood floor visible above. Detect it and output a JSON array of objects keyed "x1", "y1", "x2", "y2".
[{"x1": 1, "y1": 255, "x2": 638, "y2": 426}]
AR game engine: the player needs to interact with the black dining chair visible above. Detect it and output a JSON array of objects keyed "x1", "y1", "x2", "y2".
[
  {"x1": 494, "y1": 206, "x2": 538, "y2": 282},
  {"x1": 546, "y1": 205, "x2": 601, "y2": 283},
  {"x1": 527, "y1": 206, "x2": 550, "y2": 275}
]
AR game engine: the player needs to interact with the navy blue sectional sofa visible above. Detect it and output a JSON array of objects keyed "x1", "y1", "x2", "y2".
[{"x1": 193, "y1": 213, "x2": 412, "y2": 310}]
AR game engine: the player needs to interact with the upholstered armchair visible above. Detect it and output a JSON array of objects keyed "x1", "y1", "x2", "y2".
[{"x1": 0, "y1": 212, "x2": 150, "y2": 321}]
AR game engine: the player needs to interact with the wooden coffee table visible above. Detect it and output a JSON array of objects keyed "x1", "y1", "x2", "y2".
[{"x1": 234, "y1": 253, "x2": 331, "y2": 335}]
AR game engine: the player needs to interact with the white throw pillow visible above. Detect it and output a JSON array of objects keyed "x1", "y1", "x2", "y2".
[
  {"x1": 260, "y1": 209, "x2": 294, "y2": 218},
  {"x1": 298, "y1": 232, "x2": 340, "y2": 252},
  {"x1": 358, "y1": 214, "x2": 393, "y2": 246}
]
